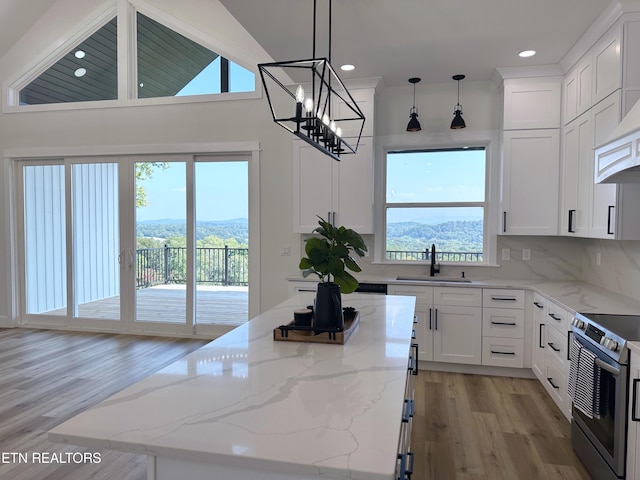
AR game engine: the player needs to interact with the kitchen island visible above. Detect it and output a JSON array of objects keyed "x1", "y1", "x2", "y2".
[{"x1": 49, "y1": 293, "x2": 417, "y2": 480}]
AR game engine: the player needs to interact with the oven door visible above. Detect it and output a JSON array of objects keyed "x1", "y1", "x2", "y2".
[{"x1": 572, "y1": 335, "x2": 628, "y2": 478}]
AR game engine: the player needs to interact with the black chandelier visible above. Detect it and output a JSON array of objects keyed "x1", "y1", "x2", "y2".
[{"x1": 258, "y1": 0, "x2": 365, "y2": 162}]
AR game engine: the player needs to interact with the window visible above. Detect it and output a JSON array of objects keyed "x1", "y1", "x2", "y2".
[
  {"x1": 385, "y1": 147, "x2": 487, "y2": 263},
  {"x1": 14, "y1": 6, "x2": 256, "y2": 107}
]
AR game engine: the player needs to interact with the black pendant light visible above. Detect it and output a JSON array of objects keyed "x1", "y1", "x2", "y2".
[
  {"x1": 406, "y1": 77, "x2": 421, "y2": 132},
  {"x1": 450, "y1": 74, "x2": 466, "y2": 129}
]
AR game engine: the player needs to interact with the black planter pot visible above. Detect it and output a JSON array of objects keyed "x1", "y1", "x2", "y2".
[{"x1": 313, "y1": 282, "x2": 343, "y2": 331}]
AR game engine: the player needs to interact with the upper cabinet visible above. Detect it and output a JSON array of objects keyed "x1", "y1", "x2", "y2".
[
  {"x1": 563, "y1": 24, "x2": 621, "y2": 126},
  {"x1": 293, "y1": 137, "x2": 374, "y2": 234},
  {"x1": 503, "y1": 80, "x2": 561, "y2": 130},
  {"x1": 500, "y1": 77, "x2": 562, "y2": 235},
  {"x1": 292, "y1": 85, "x2": 377, "y2": 234}
]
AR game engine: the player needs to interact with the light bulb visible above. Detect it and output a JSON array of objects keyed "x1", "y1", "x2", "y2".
[{"x1": 295, "y1": 85, "x2": 304, "y2": 103}]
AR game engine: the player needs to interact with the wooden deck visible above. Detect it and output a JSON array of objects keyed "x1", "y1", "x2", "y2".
[{"x1": 52, "y1": 285, "x2": 248, "y2": 326}]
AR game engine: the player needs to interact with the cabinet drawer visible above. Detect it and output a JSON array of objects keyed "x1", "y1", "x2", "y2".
[
  {"x1": 482, "y1": 337, "x2": 524, "y2": 368},
  {"x1": 388, "y1": 285, "x2": 433, "y2": 306},
  {"x1": 547, "y1": 303, "x2": 572, "y2": 333},
  {"x1": 434, "y1": 287, "x2": 481, "y2": 307},
  {"x1": 482, "y1": 308, "x2": 525, "y2": 338},
  {"x1": 543, "y1": 358, "x2": 568, "y2": 410},
  {"x1": 483, "y1": 289, "x2": 525, "y2": 309},
  {"x1": 545, "y1": 324, "x2": 569, "y2": 366}
]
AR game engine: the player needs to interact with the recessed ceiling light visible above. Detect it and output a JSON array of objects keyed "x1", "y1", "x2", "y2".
[
  {"x1": 74, "y1": 50, "x2": 86, "y2": 59},
  {"x1": 340, "y1": 64, "x2": 355, "y2": 71},
  {"x1": 518, "y1": 50, "x2": 536, "y2": 58},
  {"x1": 74, "y1": 68, "x2": 87, "y2": 77}
]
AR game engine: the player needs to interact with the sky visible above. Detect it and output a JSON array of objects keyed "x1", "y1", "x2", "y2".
[{"x1": 136, "y1": 161, "x2": 248, "y2": 222}]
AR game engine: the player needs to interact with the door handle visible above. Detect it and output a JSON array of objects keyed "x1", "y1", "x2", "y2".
[
  {"x1": 568, "y1": 209, "x2": 576, "y2": 233},
  {"x1": 539, "y1": 323, "x2": 544, "y2": 348},
  {"x1": 607, "y1": 205, "x2": 614, "y2": 235},
  {"x1": 633, "y1": 378, "x2": 640, "y2": 422},
  {"x1": 128, "y1": 250, "x2": 134, "y2": 270},
  {"x1": 503, "y1": 211, "x2": 507, "y2": 233}
]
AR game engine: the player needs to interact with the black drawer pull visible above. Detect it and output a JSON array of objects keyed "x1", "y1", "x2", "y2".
[
  {"x1": 548, "y1": 313, "x2": 561, "y2": 321},
  {"x1": 533, "y1": 301, "x2": 544, "y2": 309},
  {"x1": 491, "y1": 350, "x2": 516, "y2": 355},
  {"x1": 547, "y1": 377, "x2": 559, "y2": 389},
  {"x1": 538, "y1": 323, "x2": 545, "y2": 348},
  {"x1": 491, "y1": 321, "x2": 517, "y2": 326},
  {"x1": 547, "y1": 342, "x2": 560, "y2": 352},
  {"x1": 491, "y1": 296, "x2": 517, "y2": 301}
]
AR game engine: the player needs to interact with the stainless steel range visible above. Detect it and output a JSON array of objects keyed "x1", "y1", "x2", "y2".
[{"x1": 570, "y1": 312, "x2": 640, "y2": 480}]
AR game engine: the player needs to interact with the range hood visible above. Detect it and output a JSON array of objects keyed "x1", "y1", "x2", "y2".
[{"x1": 595, "y1": 97, "x2": 640, "y2": 183}]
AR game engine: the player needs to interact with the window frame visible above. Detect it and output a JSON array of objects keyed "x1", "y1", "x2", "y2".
[
  {"x1": 4, "y1": 0, "x2": 260, "y2": 113},
  {"x1": 374, "y1": 133, "x2": 500, "y2": 267}
]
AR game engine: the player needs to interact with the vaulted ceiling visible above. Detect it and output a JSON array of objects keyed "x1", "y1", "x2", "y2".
[{"x1": 0, "y1": 0, "x2": 615, "y2": 88}]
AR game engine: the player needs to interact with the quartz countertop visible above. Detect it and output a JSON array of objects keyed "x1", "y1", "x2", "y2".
[{"x1": 49, "y1": 293, "x2": 417, "y2": 480}]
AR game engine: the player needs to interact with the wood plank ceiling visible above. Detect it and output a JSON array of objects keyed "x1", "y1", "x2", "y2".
[{"x1": 19, "y1": 14, "x2": 219, "y2": 105}]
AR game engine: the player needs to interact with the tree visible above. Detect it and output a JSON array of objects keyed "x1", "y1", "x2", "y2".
[{"x1": 136, "y1": 162, "x2": 169, "y2": 207}]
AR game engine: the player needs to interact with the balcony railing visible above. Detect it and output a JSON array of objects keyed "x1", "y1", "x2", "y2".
[
  {"x1": 386, "y1": 250, "x2": 483, "y2": 262},
  {"x1": 136, "y1": 245, "x2": 248, "y2": 288}
]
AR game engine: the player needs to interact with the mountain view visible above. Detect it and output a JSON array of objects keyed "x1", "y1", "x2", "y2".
[{"x1": 386, "y1": 220, "x2": 483, "y2": 255}]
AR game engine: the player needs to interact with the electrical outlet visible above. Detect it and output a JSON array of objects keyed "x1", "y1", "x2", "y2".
[
  {"x1": 281, "y1": 245, "x2": 291, "y2": 256},
  {"x1": 523, "y1": 249, "x2": 531, "y2": 261},
  {"x1": 501, "y1": 248, "x2": 510, "y2": 261},
  {"x1": 596, "y1": 252, "x2": 601, "y2": 266}
]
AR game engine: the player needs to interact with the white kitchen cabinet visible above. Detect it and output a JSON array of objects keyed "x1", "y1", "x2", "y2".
[
  {"x1": 481, "y1": 289, "x2": 525, "y2": 368},
  {"x1": 501, "y1": 129, "x2": 560, "y2": 235},
  {"x1": 503, "y1": 79, "x2": 561, "y2": 130},
  {"x1": 387, "y1": 285, "x2": 482, "y2": 365},
  {"x1": 627, "y1": 348, "x2": 640, "y2": 480},
  {"x1": 293, "y1": 137, "x2": 373, "y2": 233},
  {"x1": 559, "y1": 90, "x2": 640, "y2": 240},
  {"x1": 592, "y1": 26, "x2": 622, "y2": 106},
  {"x1": 562, "y1": 56, "x2": 593, "y2": 125},
  {"x1": 531, "y1": 292, "x2": 572, "y2": 421},
  {"x1": 560, "y1": 112, "x2": 591, "y2": 236}
]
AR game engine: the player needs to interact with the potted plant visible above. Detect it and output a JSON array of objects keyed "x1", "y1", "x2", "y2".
[{"x1": 299, "y1": 216, "x2": 368, "y2": 330}]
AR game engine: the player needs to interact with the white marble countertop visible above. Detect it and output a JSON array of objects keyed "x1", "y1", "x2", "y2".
[{"x1": 49, "y1": 293, "x2": 417, "y2": 480}]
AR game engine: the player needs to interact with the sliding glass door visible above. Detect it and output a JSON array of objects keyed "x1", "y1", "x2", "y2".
[
  {"x1": 21, "y1": 159, "x2": 122, "y2": 328},
  {"x1": 18, "y1": 154, "x2": 250, "y2": 335}
]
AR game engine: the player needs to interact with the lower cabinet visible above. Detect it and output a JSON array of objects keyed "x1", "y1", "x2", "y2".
[
  {"x1": 482, "y1": 289, "x2": 525, "y2": 368},
  {"x1": 387, "y1": 285, "x2": 482, "y2": 365},
  {"x1": 531, "y1": 292, "x2": 573, "y2": 421}
]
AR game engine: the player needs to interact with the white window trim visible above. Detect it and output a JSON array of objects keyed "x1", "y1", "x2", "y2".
[
  {"x1": 3, "y1": 0, "x2": 261, "y2": 114},
  {"x1": 373, "y1": 130, "x2": 500, "y2": 266}
]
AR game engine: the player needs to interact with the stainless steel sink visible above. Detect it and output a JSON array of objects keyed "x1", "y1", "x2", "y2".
[{"x1": 396, "y1": 275, "x2": 472, "y2": 283}]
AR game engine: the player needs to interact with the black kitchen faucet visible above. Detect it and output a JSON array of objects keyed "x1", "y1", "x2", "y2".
[{"x1": 430, "y1": 243, "x2": 440, "y2": 276}]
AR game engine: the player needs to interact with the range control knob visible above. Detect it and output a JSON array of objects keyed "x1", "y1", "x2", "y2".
[
  {"x1": 571, "y1": 317, "x2": 586, "y2": 330},
  {"x1": 600, "y1": 337, "x2": 620, "y2": 352}
]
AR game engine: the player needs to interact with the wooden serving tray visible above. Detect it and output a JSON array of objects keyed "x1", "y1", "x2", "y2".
[{"x1": 273, "y1": 309, "x2": 360, "y2": 345}]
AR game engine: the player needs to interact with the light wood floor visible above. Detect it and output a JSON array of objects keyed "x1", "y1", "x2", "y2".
[
  {"x1": 413, "y1": 370, "x2": 592, "y2": 480},
  {"x1": 0, "y1": 329, "x2": 592, "y2": 480}
]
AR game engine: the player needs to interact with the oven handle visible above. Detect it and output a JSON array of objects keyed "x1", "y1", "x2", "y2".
[{"x1": 594, "y1": 357, "x2": 621, "y2": 377}]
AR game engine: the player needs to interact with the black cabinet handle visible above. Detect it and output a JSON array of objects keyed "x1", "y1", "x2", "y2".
[
  {"x1": 503, "y1": 211, "x2": 507, "y2": 233},
  {"x1": 491, "y1": 350, "x2": 516, "y2": 355},
  {"x1": 434, "y1": 308, "x2": 438, "y2": 330},
  {"x1": 428, "y1": 308, "x2": 432, "y2": 330},
  {"x1": 607, "y1": 205, "x2": 615, "y2": 235},
  {"x1": 568, "y1": 209, "x2": 576, "y2": 233},
  {"x1": 411, "y1": 343, "x2": 419, "y2": 375},
  {"x1": 633, "y1": 378, "x2": 640, "y2": 422},
  {"x1": 491, "y1": 321, "x2": 517, "y2": 326},
  {"x1": 548, "y1": 313, "x2": 561, "y2": 321},
  {"x1": 533, "y1": 301, "x2": 544, "y2": 309},
  {"x1": 491, "y1": 296, "x2": 517, "y2": 301},
  {"x1": 547, "y1": 342, "x2": 560, "y2": 352},
  {"x1": 547, "y1": 377, "x2": 559, "y2": 389},
  {"x1": 567, "y1": 331, "x2": 572, "y2": 361},
  {"x1": 539, "y1": 323, "x2": 545, "y2": 348}
]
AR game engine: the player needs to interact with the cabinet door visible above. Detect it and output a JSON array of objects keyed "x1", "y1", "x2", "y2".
[
  {"x1": 388, "y1": 285, "x2": 434, "y2": 361},
  {"x1": 589, "y1": 91, "x2": 620, "y2": 239},
  {"x1": 293, "y1": 140, "x2": 334, "y2": 233},
  {"x1": 531, "y1": 295, "x2": 547, "y2": 382},
  {"x1": 433, "y1": 305, "x2": 482, "y2": 365},
  {"x1": 335, "y1": 138, "x2": 374, "y2": 233},
  {"x1": 503, "y1": 81, "x2": 561, "y2": 129},
  {"x1": 576, "y1": 57, "x2": 593, "y2": 117},
  {"x1": 562, "y1": 68, "x2": 578, "y2": 125},
  {"x1": 592, "y1": 27, "x2": 622, "y2": 106},
  {"x1": 560, "y1": 114, "x2": 590, "y2": 236},
  {"x1": 502, "y1": 130, "x2": 560, "y2": 235}
]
